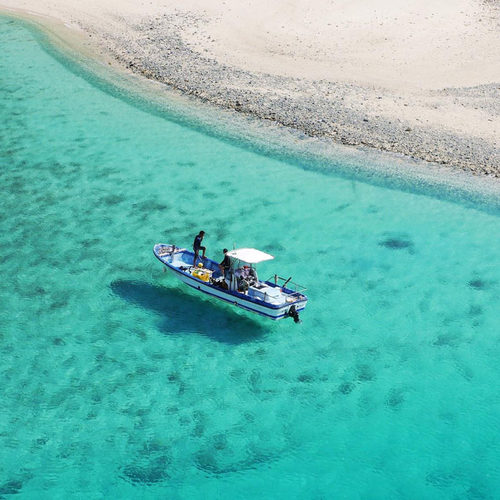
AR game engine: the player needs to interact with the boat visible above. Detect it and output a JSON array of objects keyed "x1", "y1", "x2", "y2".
[{"x1": 153, "y1": 243, "x2": 308, "y2": 322}]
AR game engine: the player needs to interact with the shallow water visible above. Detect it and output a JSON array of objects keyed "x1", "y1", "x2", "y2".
[{"x1": 1, "y1": 16, "x2": 500, "y2": 498}]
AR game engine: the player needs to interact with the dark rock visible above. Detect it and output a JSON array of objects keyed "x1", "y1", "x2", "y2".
[
  {"x1": 120, "y1": 461, "x2": 169, "y2": 485},
  {"x1": 297, "y1": 373, "x2": 314, "y2": 383},
  {"x1": 0, "y1": 479, "x2": 23, "y2": 495},
  {"x1": 379, "y1": 237, "x2": 413, "y2": 250},
  {"x1": 338, "y1": 382, "x2": 354, "y2": 394},
  {"x1": 468, "y1": 279, "x2": 487, "y2": 290}
]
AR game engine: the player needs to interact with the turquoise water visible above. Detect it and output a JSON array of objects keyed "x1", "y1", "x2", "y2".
[{"x1": 1, "y1": 16, "x2": 500, "y2": 498}]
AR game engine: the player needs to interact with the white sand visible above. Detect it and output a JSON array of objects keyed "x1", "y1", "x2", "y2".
[
  {"x1": 4, "y1": 0, "x2": 498, "y2": 88},
  {"x1": 185, "y1": 0, "x2": 499, "y2": 89},
  {"x1": 1, "y1": 0, "x2": 499, "y2": 173}
]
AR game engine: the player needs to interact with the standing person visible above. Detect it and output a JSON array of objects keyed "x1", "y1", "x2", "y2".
[
  {"x1": 193, "y1": 231, "x2": 206, "y2": 266},
  {"x1": 219, "y1": 248, "x2": 231, "y2": 278}
]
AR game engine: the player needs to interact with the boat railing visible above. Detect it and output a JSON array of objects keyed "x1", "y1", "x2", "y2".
[{"x1": 267, "y1": 275, "x2": 307, "y2": 296}]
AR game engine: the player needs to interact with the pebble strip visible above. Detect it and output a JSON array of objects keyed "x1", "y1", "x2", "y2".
[{"x1": 84, "y1": 13, "x2": 499, "y2": 177}]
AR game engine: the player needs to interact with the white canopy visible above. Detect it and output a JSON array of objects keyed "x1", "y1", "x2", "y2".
[{"x1": 226, "y1": 248, "x2": 274, "y2": 264}]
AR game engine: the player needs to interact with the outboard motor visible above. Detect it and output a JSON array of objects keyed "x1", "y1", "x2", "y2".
[{"x1": 287, "y1": 305, "x2": 300, "y2": 323}]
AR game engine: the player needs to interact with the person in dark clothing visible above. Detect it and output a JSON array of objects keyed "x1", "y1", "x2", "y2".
[
  {"x1": 219, "y1": 248, "x2": 231, "y2": 278},
  {"x1": 193, "y1": 231, "x2": 206, "y2": 266}
]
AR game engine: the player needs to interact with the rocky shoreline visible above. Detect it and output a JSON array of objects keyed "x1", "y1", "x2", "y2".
[{"x1": 86, "y1": 13, "x2": 499, "y2": 177}]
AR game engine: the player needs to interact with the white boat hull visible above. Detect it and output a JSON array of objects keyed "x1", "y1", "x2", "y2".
[
  {"x1": 173, "y1": 266, "x2": 306, "y2": 320},
  {"x1": 153, "y1": 244, "x2": 307, "y2": 321}
]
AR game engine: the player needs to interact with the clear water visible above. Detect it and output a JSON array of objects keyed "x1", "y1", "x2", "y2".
[{"x1": 1, "y1": 16, "x2": 500, "y2": 498}]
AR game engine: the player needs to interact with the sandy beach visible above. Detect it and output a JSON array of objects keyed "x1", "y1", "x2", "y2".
[{"x1": 1, "y1": 0, "x2": 499, "y2": 176}]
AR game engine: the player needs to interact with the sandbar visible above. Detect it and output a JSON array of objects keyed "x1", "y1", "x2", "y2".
[{"x1": 1, "y1": 0, "x2": 499, "y2": 176}]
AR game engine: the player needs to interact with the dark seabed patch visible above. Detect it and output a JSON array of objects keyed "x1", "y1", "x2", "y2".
[
  {"x1": 49, "y1": 295, "x2": 70, "y2": 311},
  {"x1": 120, "y1": 460, "x2": 169, "y2": 486},
  {"x1": 194, "y1": 446, "x2": 276, "y2": 475},
  {"x1": 379, "y1": 235, "x2": 414, "y2": 250},
  {"x1": 426, "y1": 470, "x2": 460, "y2": 488},
  {"x1": 81, "y1": 238, "x2": 101, "y2": 248},
  {"x1": 468, "y1": 279, "x2": 489, "y2": 290},
  {"x1": 0, "y1": 479, "x2": 24, "y2": 495},
  {"x1": 212, "y1": 433, "x2": 228, "y2": 451},
  {"x1": 101, "y1": 194, "x2": 125, "y2": 206},
  {"x1": 132, "y1": 200, "x2": 170, "y2": 212},
  {"x1": 355, "y1": 364, "x2": 376, "y2": 382},
  {"x1": 202, "y1": 191, "x2": 218, "y2": 199},
  {"x1": 335, "y1": 203, "x2": 351, "y2": 211},
  {"x1": 466, "y1": 484, "x2": 491, "y2": 499},
  {"x1": 120, "y1": 443, "x2": 171, "y2": 485},
  {"x1": 433, "y1": 332, "x2": 461, "y2": 347},
  {"x1": 297, "y1": 373, "x2": 315, "y2": 383},
  {"x1": 192, "y1": 410, "x2": 206, "y2": 438},
  {"x1": 338, "y1": 381, "x2": 355, "y2": 395},
  {"x1": 385, "y1": 388, "x2": 405, "y2": 409},
  {"x1": 469, "y1": 304, "x2": 482, "y2": 317},
  {"x1": 35, "y1": 437, "x2": 48, "y2": 447},
  {"x1": 262, "y1": 242, "x2": 285, "y2": 253}
]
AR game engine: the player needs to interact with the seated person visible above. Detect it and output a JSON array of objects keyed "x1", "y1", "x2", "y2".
[
  {"x1": 238, "y1": 266, "x2": 250, "y2": 278},
  {"x1": 248, "y1": 266, "x2": 258, "y2": 283},
  {"x1": 235, "y1": 265, "x2": 259, "y2": 291},
  {"x1": 237, "y1": 278, "x2": 249, "y2": 293},
  {"x1": 240, "y1": 265, "x2": 258, "y2": 284}
]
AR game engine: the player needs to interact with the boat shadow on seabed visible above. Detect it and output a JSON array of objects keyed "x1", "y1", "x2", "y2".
[{"x1": 110, "y1": 279, "x2": 269, "y2": 344}]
